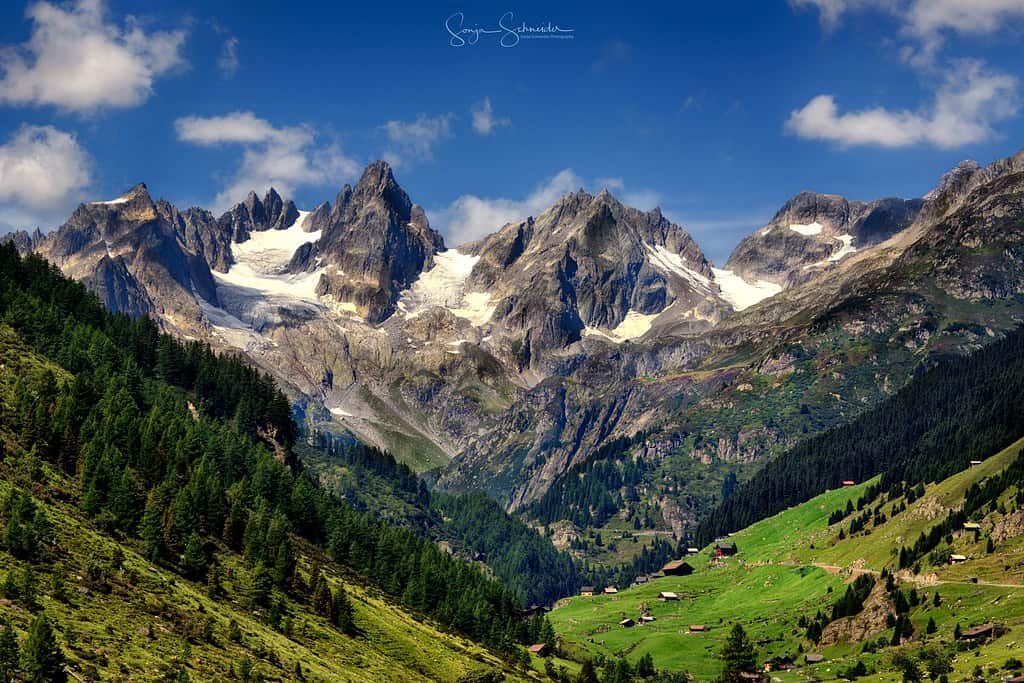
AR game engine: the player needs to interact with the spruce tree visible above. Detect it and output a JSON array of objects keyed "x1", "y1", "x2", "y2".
[
  {"x1": 335, "y1": 583, "x2": 355, "y2": 634},
  {"x1": 312, "y1": 576, "x2": 334, "y2": 621},
  {"x1": 181, "y1": 532, "x2": 207, "y2": 580},
  {"x1": 21, "y1": 615, "x2": 65, "y2": 683},
  {"x1": 719, "y1": 623, "x2": 757, "y2": 681},
  {"x1": 0, "y1": 618, "x2": 19, "y2": 682}
]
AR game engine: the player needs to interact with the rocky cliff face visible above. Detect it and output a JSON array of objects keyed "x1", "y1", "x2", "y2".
[
  {"x1": 290, "y1": 161, "x2": 445, "y2": 323},
  {"x1": 465, "y1": 189, "x2": 728, "y2": 363},
  {"x1": 33, "y1": 184, "x2": 219, "y2": 326},
  {"x1": 724, "y1": 192, "x2": 923, "y2": 289}
]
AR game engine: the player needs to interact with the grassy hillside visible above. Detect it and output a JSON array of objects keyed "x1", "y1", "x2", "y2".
[
  {"x1": 549, "y1": 437, "x2": 1024, "y2": 681},
  {"x1": 0, "y1": 324, "x2": 528, "y2": 681}
]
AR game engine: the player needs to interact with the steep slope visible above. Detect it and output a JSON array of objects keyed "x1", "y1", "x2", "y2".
[{"x1": 0, "y1": 245, "x2": 554, "y2": 680}]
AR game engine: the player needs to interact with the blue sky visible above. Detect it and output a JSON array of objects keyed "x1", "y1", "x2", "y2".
[{"x1": 1, "y1": 1, "x2": 1023, "y2": 263}]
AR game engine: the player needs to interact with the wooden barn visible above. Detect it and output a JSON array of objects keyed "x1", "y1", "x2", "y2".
[{"x1": 661, "y1": 559, "x2": 694, "y2": 576}]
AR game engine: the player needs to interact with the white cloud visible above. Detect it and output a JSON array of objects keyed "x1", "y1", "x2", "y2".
[
  {"x1": 470, "y1": 98, "x2": 511, "y2": 135},
  {"x1": 0, "y1": 0, "x2": 185, "y2": 112},
  {"x1": 0, "y1": 124, "x2": 91, "y2": 230},
  {"x1": 434, "y1": 169, "x2": 583, "y2": 246},
  {"x1": 381, "y1": 113, "x2": 453, "y2": 167},
  {"x1": 175, "y1": 111, "x2": 359, "y2": 212},
  {"x1": 786, "y1": 60, "x2": 1018, "y2": 148},
  {"x1": 432, "y1": 170, "x2": 664, "y2": 246}
]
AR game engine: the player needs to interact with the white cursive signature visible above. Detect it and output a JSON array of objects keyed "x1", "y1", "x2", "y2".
[{"x1": 445, "y1": 11, "x2": 575, "y2": 48}]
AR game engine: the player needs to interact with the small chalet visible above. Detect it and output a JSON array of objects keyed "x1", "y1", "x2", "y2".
[
  {"x1": 650, "y1": 570, "x2": 666, "y2": 579},
  {"x1": 640, "y1": 615, "x2": 656, "y2": 623},
  {"x1": 963, "y1": 522, "x2": 982, "y2": 532},
  {"x1": 841, "y1": 480, "x2": 856, "y2": 487},
  {"x1": 763, "y1": 656, "x2": 794, "y2": 672},
  {"x1": 603, "y1": 586, "x2": 619, "y2": 595},
  {"x1": 658, "y1": 591, "x2": 679, "y2": 601},
  {"x1": 715, "y1": 541, "x2": 737, "y2": 557},
  {"x1": 620, "y1": 618, "x2": 635, "y2": 628},
  {"x1": 661, "y1": 559, "x2": 694, "y2": 576},
  {"x1": 527, "y1": 643, "x2": 550, "y2": 656},
  {"x1": 969, "y1": 459, "x2": 983, "y2": 467},
  {"x1": 805, "y1": 654, "x2": 825, "y2": 664},
  {"x1": 579, "y1": 586, "x2": 595, "y2": 597},
  {"x1": 949, "y1": 554, "x2": 967, "y2": 564},
  {"x1": 738, "y1": 673, "x2": 768, "y2": 683},
  {"x1": 634, "y1": 575, "x2": 649, "y2": 585},
  {"x1": 688, "y1": 624, "x2": 707, "y2": 632},
  {"x1": 958, "y1": 622, "x2": 1000, "y2": 642},
  {"x1": 686, "y1": 547, "x2": 700, "y2": 555}
]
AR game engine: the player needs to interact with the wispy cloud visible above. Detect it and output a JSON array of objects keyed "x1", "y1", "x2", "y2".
[
  {"x1": 471, "y1": 98, "x2": 511, "y2": 136},
  {"x1": 0, "y1": 124, "x2": 92, "y2": 231},
  {"x1": 175, "y1": 111, "x2": 359, "y2": 212},
  {"x1": 381, "y1": 113, "x2": 453, "y2": 167},
  {"x1": 0, "y1": 0, "x2": 186, "y2": 112},
  {"x1": 787, "y1": 0, "x2": 1022, "y2": 148},
  {"x1": 210, "y1": 20, "x2": 239, "y2": 78},
  {"x1": 590, "y1": 38, "x2": 629, "y2": 73}
]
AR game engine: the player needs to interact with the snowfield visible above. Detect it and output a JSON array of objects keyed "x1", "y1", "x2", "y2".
[
  {"x1": 214, "y1": 211, "x2": 324, "y2": 301},
  {"x1": 397, "y1": 249, "x2": 496, "y2": 326},
  {"x1": 710, "y1": 268, "x2": 782, "y2": 311}
]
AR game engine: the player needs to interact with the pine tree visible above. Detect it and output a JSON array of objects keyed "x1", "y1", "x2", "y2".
[
  {"x1": 719, "y1": 623, "x2": 757, "y2": 681},
  {"x1": 926, "y1": 616, "x2": 937, "y2": 634},
  {"x1": 335, "y1": 583, "x2": 355, "y2": 634},
  {"x1": 181, "y1": 532, "x2": 207, "y2": 580},
  {"x1": 20, "y1": 615, "x2": 65, "y2": 683},
  {"x1": 312, "y1": 576, "x2": 334, "y2": 622},
  {"x1": 51, "y1": 564, "x2": 69, "y2": 604},
  {"x1": 0, "y1": 618, "x2": 19, "y2": 682},
  {"x1": 139, "y1": 490, "x2": 164, "y2": 561}
]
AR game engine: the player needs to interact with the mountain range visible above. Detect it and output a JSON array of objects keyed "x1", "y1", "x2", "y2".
[{"x1": 7, "y1": 148, "x2": 1024, "y2": 536}]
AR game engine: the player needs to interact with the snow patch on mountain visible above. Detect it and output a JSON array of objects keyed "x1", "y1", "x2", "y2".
[
  {"x1": 584, "y1": 309, "x2": 660, "y2": 343},
  {"x1": 644, "y1": 243, "x2": 713, "y2": 294},
  {"x1": 93, "y1": 195, "x2": 131, "y2": 206},
  {"x1": 711, "y1": 268, "x2": 782, "y2": 311},
  {"x1": 789, "y1": 221, "x2": 823, "y2": 236},
  {"x1": 398, "y1": 249, "x2": 496, "y2": 326},
  {"x1": 828, "y1": 234, "x2": 856, "y2": 262}
]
